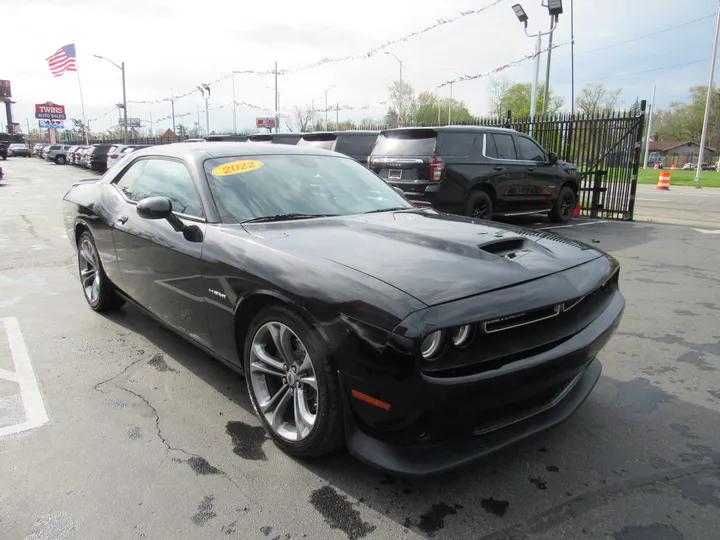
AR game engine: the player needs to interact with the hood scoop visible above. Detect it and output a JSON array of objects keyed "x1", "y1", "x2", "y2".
[{"x1": 479, "y1": 237, "x2": 527, "y2": 257}]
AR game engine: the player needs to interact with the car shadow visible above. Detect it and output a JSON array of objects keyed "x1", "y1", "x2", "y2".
[{"x1": 101, "y1": 302, "x2": 720, "y2": 539}]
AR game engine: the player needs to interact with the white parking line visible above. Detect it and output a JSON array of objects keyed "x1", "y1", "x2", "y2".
[
  {"x1": 0, "y1": 317, "x2": 49, "y2": 437},
  {"x1": 537, "y1": 220, "x2": 609, "y2": 231}
]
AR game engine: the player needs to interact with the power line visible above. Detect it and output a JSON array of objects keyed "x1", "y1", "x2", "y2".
[
  {"x1": 571, "y1": 54, "x2": 720, "y2": 84},
  {"x1": 554, "y1": 13, "x2": 716, "y2": 60}
]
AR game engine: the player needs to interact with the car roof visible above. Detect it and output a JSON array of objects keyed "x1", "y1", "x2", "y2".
[
  {"x1": 130, "y1": 142, "x2": 348, "y2": 160},
  {"x1": 300, "y1": 130, "x2": 380, "y2": 137},
  {"x1": 380, "y1": 125, "x2": 517, "y2": 135}
]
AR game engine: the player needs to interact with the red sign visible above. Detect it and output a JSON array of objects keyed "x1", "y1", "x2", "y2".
[
  {"x1": 255, "y1": 117, "x2": 277, "y2": 128},
  {"x1": 35, "y1": 102, "x2": 66, "y2": 120},
  {"x1": 0, "y1": 80, "x2": 10, "y2": 99}
]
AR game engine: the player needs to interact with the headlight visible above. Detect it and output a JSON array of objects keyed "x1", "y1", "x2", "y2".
[
  {"x1": 421, "y1": 330, "x2": 444, "y2": 360},
  {"x1": 451, "y1": 325, "x2": 473, "y2": 348}
]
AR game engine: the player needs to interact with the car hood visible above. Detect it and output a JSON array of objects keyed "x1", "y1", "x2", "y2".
[{"x1": 230, "y1": 210, "x2": 606, "y2": 306}]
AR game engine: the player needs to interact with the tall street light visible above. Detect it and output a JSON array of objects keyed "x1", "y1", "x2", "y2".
[
  {"x1": 324, "y1": 85, "x2": 335, "y2": 131},
  {"x1": 94, "y1": 54, "x2": 128, "y2": 143},
  {"x1": 197, "y1": 84, "x2": 211, "y2": 135},
  {"x1": 695, "y1": 1, "x2": 720, "y2": 187},
  {"x1": 384, "y1": 51, "x2": 403, "y2": 124},
  {"x1": 512, "y1": 2, "x2": 560, "y2": 132}
]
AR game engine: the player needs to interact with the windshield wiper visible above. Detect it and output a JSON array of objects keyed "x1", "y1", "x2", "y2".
[
  {"x1": 240, "y1": 213, "x2": 333, "y2": 224},
  {"x1": 363, "y1": 206, "x2": 416, "y2": 214}
]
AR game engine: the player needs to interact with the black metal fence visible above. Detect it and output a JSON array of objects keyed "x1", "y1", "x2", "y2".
[{"x1": 57, "y1": 105, "x2": 646, "y2": 220}]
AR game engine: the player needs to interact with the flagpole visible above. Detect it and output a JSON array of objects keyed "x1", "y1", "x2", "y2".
[{"x1": 74, "y1": 46, "x2": 89, "y2": 145}]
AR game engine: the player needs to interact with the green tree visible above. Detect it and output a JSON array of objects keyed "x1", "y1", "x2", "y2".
[
  {"x1": 487, "y1": 80, "x2": 563, "y2": 118},
  {"x1": 575, "y1": 84, "x2": 623, "y2": 115},
  {"x1": 415, "y1": 92, "x2": 474, "y2": 125}
]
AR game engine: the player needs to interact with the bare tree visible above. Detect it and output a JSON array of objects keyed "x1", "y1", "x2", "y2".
[
  {"x1": 284, "y1": 105, "x2": 317, "y2": 132},
  {"x1": 487, "y1": 77, "x2": 513, "y2": 118},
  {"x1": 575, "y1": 84, "x2": 623, "y2": 115},
  {"x1": 388, "y1": 80, "x2": 417, "y2": 125}
]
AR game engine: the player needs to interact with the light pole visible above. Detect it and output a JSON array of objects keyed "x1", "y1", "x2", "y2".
[
  {"x1": 512, "y1": 3, "x2": 560, "y2": 131},
  {"x1": 384, "y1": 52, "x2": 403, "y2": 124},
  {"x1": 448, "y1": 82, "x2": 453, "y2": 125},
  {"x1": 266, "y1": 86, "x2": 280, "y2": 129},
  {"x1": 232, "y1": 72, "x2": 237, "y2": 134},
  {"x1": 695, "y1": 1, "x2": 720, "y2": 187},
  {"x1": 324, "y1": 85, "x2": 335, "y2": 131},
  {"x1": 135, "y1": 108, "x2": 153, "y2": 137},
  {"x1": 94, "y1": 54, "x2": 128, "y2": 143},
  {"x1": 197, "y1": 84, "x2": 211, "y2": 135}
]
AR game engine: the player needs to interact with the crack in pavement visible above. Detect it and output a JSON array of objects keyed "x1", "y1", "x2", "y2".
[
  {"x1": 477, "y1": 463, "x2": 720, "y2": 540},
  {"x1": 20, "y1": 214, "x2": 53, "y2": 247},
  {"x1": 92, "y1": 355, "x2": 262, "y2": 507}
]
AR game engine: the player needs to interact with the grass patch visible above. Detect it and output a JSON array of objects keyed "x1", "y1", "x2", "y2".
[{"x1": 637, "y1": 168, "x2": 720, "y2": 187}]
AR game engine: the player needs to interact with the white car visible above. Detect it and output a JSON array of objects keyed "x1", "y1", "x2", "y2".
[
  {"x1": 106, "y1": 145, "x2": 134, "y2": 169},
  {"x1": 682, "y1": 162, "x2": 696, "y2": 170}
]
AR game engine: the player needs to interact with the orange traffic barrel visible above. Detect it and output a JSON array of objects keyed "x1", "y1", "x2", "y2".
[
  {"x1": 671, "y1": 163, "x2": 678, "y2": 170},
  {"x1": 657, "y1": 170, "x2": 671, "y2": 190}
]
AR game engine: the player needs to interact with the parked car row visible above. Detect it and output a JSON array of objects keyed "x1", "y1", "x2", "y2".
[
  {"x1": 35, "y1": 124, "x2": 579, "y2": 223},
  {"x1": 245, "y1": 127, "x2": 580, "y2": 223},
  {"x1": 32, "y1": 142, "x2": 152, "y2": 173}
]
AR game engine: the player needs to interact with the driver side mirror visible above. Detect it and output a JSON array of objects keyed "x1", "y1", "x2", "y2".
[
  {"x1": 137, "y1": 196, "x2": 201, "y2": 241},
  {"x1": 548, "y1": 152, "x2": 558, "y2": 165}
]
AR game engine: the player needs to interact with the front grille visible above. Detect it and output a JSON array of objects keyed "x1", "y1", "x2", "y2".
[{"x1": 422, "y1": 272, "x2": 618, "y2": 378}]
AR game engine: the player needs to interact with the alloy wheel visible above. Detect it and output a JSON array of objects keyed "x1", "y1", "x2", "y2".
[
  {"x1": 560, "y1": 193, "x2": 575, "y2": 218},
  {"x1": 78, "y1": 238, "x2": 100, "y2": 304},
  {"x1": 470, "y1": 203, "x2": 490, "y2": 219},
  {"x1": 249, "y1": 321, "x2": 318, "y2": 442}
]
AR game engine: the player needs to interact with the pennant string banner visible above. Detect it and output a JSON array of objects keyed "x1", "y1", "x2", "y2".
[
  {"x1": 133, "y1": 43, "x2": 565, "y2": 120},
  {"x1": 128, "y1": 0, "x2": 508, "y2": 104}
]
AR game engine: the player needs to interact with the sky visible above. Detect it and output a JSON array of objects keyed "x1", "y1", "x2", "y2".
[{"x1": 2, "y1": 0, "x2": 719, "y2": 136}]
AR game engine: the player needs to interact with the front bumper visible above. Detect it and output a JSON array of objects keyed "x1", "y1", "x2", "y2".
[{"x1": 343, "y1": 285, "x2": 623, "y2": 477}]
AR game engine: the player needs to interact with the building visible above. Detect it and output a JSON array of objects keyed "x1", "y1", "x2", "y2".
[{"x1": 646, "y1": 140, "x2": 716, "y2": 166}]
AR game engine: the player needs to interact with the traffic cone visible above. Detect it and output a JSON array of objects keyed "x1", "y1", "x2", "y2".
[
  {"x1": 572, "y1": 204, "x2": 581, "y2": 218},
  {"x1": 657, "y1": 170, "x2": 671, "y2": 190},
  {"x1": 671, "y1": 163, "x2": 678, "y2": 170},
  {"x1": 654, "y1": 162, "x2": 660, "y2": 169}
]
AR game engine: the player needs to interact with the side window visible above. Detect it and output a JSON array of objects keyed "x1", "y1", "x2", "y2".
[
  {"x1": 492, "y1": 134, "x2": 517, "y2": 160},
  {"x1": 440, "y1": 133, "x2": 474, "y2": 156},
  {"x1": 482, "y1": 134, "x2": 498, "y2": 158},
  {"x1": 114, "y1": 160, "x2": 147, "y2": 200},
  {"x1": 516, "y1": 136, "x2": 546, "y2": 162},
  {"x1": 130, "y1": 159, "x2": 204, "y2": 218}
]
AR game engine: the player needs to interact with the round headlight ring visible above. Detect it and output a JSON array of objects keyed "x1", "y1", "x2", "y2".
[
  {"x1": 451, "y1": 325, "x2": 474, "y2": 348},
  {"x1": 421, "y1": 330, "x2": 444, "y2": 360}
]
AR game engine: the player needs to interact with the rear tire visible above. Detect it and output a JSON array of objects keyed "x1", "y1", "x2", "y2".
[
  {"x1": 244, "y1": 304, "x2": 344, "y2": 458},
  {"x1": 56, "y1": 156, "x2": 66, "y2": 165},
  {"x1": 77, "y1": 232, "x2": 125, "y2": 312},
  {"x1": 464, "y1": 190, "x2": 493, "y2": 220},
  {"x1": 549, "y1": 186, "x2": 577, "y2": 224}
]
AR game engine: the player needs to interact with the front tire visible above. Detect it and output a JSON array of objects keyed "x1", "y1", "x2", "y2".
[
  {"x1": 56, "y1": 156, "x2": 66, "y2": 165},
  {"x1": 77, "y1": 232, "x2": 125, "y2": 312},
  {"x1": 464, "y1": 190, "x2": 493, "y2": 220},
  {"x1": 244, "y1": 305, "x2": 344, "y2": 458},
  {"x1": 549, "y1": 186, "x2": 577, "y2": 224}
]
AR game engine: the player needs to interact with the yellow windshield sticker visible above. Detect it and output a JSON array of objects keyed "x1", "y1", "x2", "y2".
[{"x1": 212, "y1": 160, "x2": 264, "y2": 176}]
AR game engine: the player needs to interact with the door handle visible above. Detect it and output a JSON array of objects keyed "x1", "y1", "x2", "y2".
[
  {"x1": 116, "y1": 214, "x2": 129, "y2": 224},
  {"x1": 526, "y1": 167, "x2": 535, "y2": 172},
  {"x1": 493, "y1": 166, "x2": 504, "y2": 171}
]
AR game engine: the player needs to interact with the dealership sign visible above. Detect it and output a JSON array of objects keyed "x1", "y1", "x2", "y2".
[
  {"x1": 39, "y1": 119, "x2": 65, "y2": 129},
  {"x1": 0, "y1": 80, "x2": 11, "y2": 99},
  {"x1": 35, "y1": 102, "x2": 67, "y2": 120},
  {"x1": 256, "y1": 117, "x2": 277, "y2": 128},
  {"x1": 118, "y1": 118, "x2": 142, "y2": 128}
]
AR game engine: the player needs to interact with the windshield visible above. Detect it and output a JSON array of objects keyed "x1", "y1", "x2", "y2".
[{"x1": 205, "y1": 154, "x2": 412, "y2": 223}]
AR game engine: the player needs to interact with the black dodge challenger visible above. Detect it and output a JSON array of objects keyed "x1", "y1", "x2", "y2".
[{"x1": 63, "y1": 142, "x2": 624, "y2": 476}]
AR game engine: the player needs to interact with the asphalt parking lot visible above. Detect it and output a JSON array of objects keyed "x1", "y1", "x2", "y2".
[{"x1": 1, "y1": 157, "x2": 719, "y2": 540}]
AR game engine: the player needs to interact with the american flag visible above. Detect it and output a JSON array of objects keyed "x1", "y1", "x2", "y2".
[{"x1": 46, "y1": 44, "x2": 77, "y2": 77}]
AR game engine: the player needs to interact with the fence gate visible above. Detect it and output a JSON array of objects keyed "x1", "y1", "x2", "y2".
[{"x1": 505, "y1": 102, "x2": 647, "y2": 220}]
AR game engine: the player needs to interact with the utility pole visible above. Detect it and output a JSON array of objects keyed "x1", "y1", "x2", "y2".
[
  {"x1": 197, "y1": 84, "x2": 211, "y2": 135},
  {"x1": 448, "y1": 82, "x2": 453, "y2": 124},
  {"x1": 695, "y1": 1, "x2": 720, "y2": 187},
  {"x1": 643, "y1": 85, "x2": 656, "y2": 169},
  {"x1": 232, "y1": 72, "x2": 237, "y2": 134},
  {"x1": 336, "y1": 102, "x2": 339, "y2": 130},
  {"x1": 274, "y1": 62, "x2": 279, "y2": 134}
]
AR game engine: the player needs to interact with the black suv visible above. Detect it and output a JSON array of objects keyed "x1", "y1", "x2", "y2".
[
  {"x1": 297, "y1": 130, "x2": 380, "y2": 164},
  {"x1": 247, "y1": 133, "x2": 302, "y2": 145},
  {"x1": 368, "y1": 126, "x2": 579, "y2": 223},
  {"x1": 86, "y1": 144, "x2": 114, "y2": 172}
]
